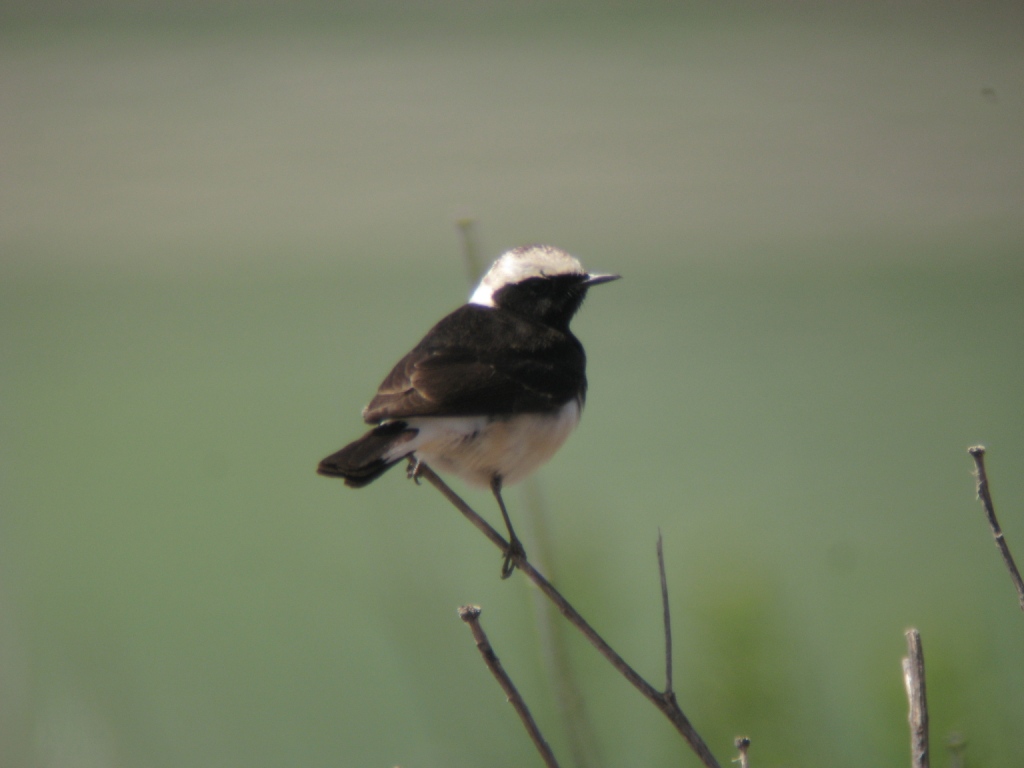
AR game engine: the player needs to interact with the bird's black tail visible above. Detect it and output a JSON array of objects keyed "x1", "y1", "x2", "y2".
[{"x1": 317, "y1": 421, "x2": 417, "y2": 487}]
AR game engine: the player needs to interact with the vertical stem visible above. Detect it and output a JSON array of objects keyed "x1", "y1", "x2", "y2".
[
  {"x1": 657, "y1": 530, "x2": 673, "y2": 694},
  {"x1": 520, "y1": 479, "x2": 603, "y2": 768},
  {"x1": 902, "y1": 628, "x2": 930, "y2": 768},
  {"x1": 455, "y1": 215, "x2": 485, "y2": 284}
]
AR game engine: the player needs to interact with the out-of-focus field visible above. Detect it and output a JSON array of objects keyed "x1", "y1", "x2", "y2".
[{"x1": 2, "y1": 4, "x2": 1022, "y2": 766}]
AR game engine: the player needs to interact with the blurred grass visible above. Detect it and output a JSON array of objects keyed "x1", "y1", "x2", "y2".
[{"x1": 2, "y1": 4, "x2": 1023, "y2": 767}]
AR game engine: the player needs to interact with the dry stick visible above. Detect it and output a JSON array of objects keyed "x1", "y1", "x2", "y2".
[
  {"x1": 657, "y1": 529, "x2": 673, "y2": 695},
  {"x1": 416, "y1": 461, "x2": 722, "y2": 768},
  {"x1": 901, "y1": 628, "x2": 930, "y2": 768},
  {"x1": 968, "y1": 446, "x2": 1024, "y2": 613},
  {"x1": 458, "y1": 605, "x2": 560, "y2": 768}
]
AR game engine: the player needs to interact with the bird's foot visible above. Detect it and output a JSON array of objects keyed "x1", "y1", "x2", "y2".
[
  {"x1": 406, "y1": 457, "x2": 423, "y2": 484},
  {"x1": 500, "y1": 536, "x2": 527, "y2": 580}
]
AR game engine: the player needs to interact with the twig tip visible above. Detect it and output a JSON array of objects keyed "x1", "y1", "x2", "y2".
[
  {"x1": 458, "y1": 604, "x2": 482, "y2": 622},
  {"x1": 733, "y1": 737, "x2": 751, "y2": 767}
]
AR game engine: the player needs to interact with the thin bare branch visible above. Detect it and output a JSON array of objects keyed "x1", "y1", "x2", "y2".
[
  {"x1": 416, "y1": 461, "x2": 722, "y2": 768},
  {"x1": 968, "y1": 446, "x2": 1024, "y2": 613},
  {"x1": 902, "y1": 628, "x2": 930, "y2": 768},
  {"x1": 458, "y1": 605, "x2": 560, "y2": 768},
  {"x1": 657, "y1": 529, "x2": 673, "y2": 695}
]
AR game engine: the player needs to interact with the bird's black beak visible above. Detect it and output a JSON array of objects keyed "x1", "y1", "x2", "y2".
[{"x1": 584, "y1": 273, "x2": 621, "y2": 287}]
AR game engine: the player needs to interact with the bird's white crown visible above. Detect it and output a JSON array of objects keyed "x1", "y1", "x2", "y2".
[{"x1": 469, "y1": 245, "x2": 586, "y2": 308}]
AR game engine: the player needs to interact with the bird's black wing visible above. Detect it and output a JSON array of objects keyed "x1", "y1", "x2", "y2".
[{"x1": 361, "y1": 305, "x2": 586, "y2": 423}]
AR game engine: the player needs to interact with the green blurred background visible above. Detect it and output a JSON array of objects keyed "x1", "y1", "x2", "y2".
[{"x1": 2, "y1": 2, "x2": 1022, "y2": 766}]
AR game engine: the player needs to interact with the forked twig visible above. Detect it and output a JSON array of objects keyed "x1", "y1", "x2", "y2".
[
  {"x1": 415, "y1": 461, "x2": 722, "y2": 768},
  {"x1": 902, "y1": 628, "x2": 930, "y2": 768},
  {"x1": 968, "y1": 446, "x2": 1024, "y2": 613},
  {"x1": 458, "y1": 605, "x2": 560, "y2": 768}
]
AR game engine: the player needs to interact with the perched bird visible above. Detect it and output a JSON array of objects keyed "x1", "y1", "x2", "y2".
[{"x1": 317, "y1": 245, "x2": 619, "y2": 577}]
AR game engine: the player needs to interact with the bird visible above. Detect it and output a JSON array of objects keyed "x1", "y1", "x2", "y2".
[{"x1": 317, "y1": 244, "x2": 619, "y2": 577}]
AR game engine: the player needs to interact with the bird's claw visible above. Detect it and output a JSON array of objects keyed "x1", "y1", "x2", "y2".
[
  {"x1": 406, "y1": 457, "x2": 423, "y2": 484},
  {"x1": 500, "y1": 536, "x2": 527, "y2": 579}
]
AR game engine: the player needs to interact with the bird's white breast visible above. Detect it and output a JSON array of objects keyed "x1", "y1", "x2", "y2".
[{"x1": 389, "y1": 400, "x2": 582, "y2": 488}]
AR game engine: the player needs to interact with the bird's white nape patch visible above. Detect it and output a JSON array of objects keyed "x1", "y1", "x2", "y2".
[{"x1": 469, "y1": 245, "x2": 586, "y2": 307}]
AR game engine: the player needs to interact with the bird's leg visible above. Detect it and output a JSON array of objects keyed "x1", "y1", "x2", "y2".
[
  {"x1": 491, "y1": 475, "x2": 526, "y2": 579},
  {"x1": 406, "y1": 456, "x2": 423, "y2": 484}
]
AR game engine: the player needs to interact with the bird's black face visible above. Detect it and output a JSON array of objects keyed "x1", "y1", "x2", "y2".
[{"x1": 491, "y1": 274, "x2": 596, "y2": 329}]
